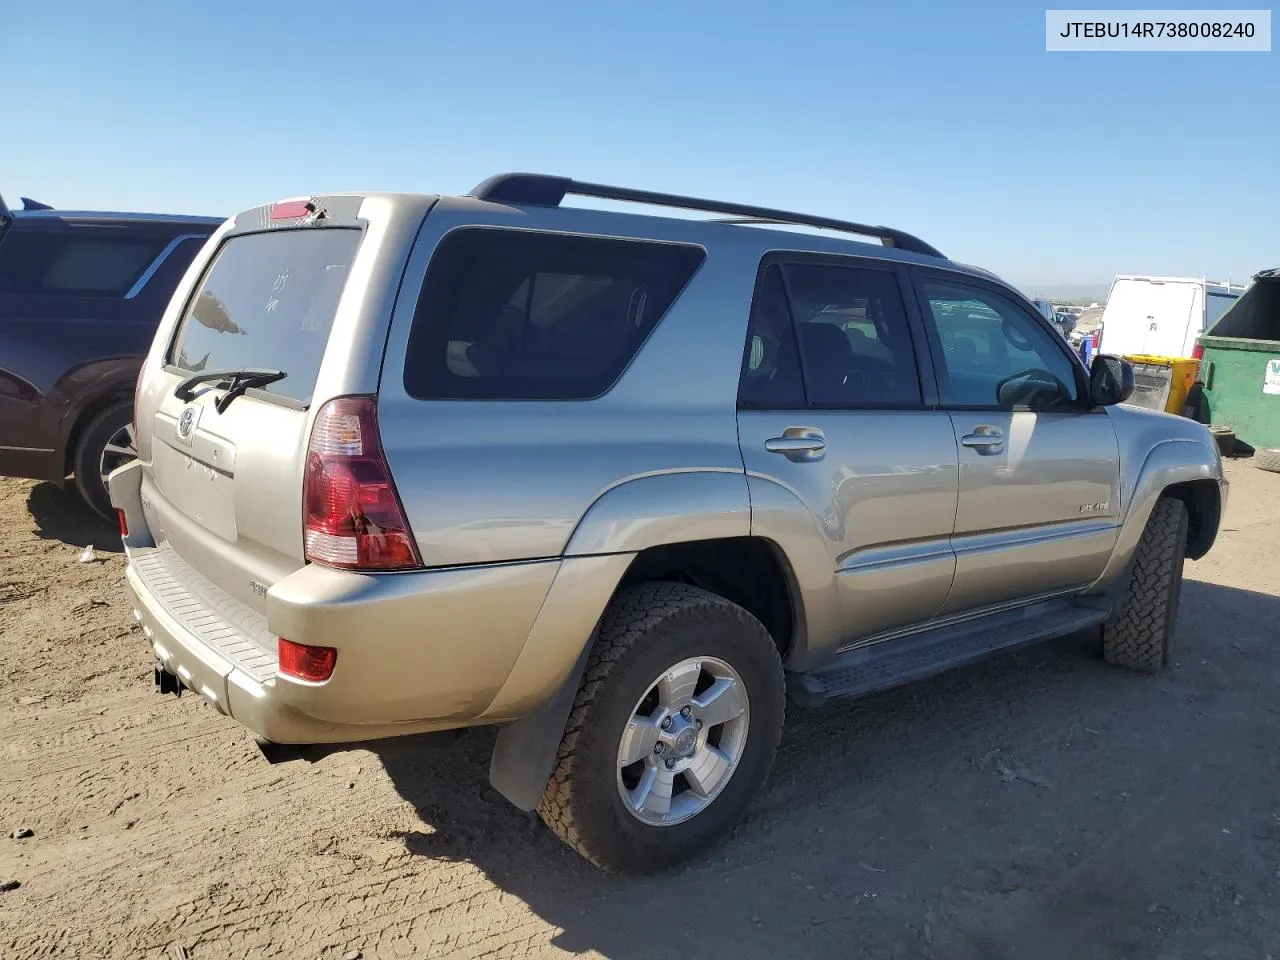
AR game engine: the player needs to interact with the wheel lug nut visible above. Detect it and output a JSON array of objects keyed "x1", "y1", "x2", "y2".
[
  {"x1": 661, "y1": 716, "x2": 673, "y2": 730},
  {"x1": 695, "y1": 719, "x2": 703, "y2": 730},
  {"x1": 665, "y1": 757, "x2": 676, "y2": 769},
  {"x1": 680, "y1": 706, "x2": 692, "y2": 720},
  {"x1": 654, "y1": 742, "x2": 664, "y2": 755}
]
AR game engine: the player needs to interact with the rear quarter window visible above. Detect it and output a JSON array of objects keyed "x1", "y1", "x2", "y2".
[
  {"x1": 403, "y1": 228, "x2": 705, "y2": 400},
  {"x1": 0, "y1": 230, "x2": 169, "y2": 297},
  {"x1": 168, "y1": 228, "x2": 361, "y2": 405}
]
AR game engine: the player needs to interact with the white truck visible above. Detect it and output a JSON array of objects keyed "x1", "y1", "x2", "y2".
[{"x1": 1096, "y1": 275, "x2": 1245, "y2": 359}]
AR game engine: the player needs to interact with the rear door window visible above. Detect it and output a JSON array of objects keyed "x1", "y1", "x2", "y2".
[
  {"x1": 738, "y1": 265, "x2": 806, "y2": 407},
  {"x1": 403, "y1": 228, "x2": 705, "y2": 400},
  {"x1": 0, "y1": 230, "x2": 168, "y2": 296},
  {"x1": 782, "y1": 262, "x2": 923, "y2": 407},
  {"x1": 739, "y1": 257, "x2": 923, "y2": 408},
  {"x1": 168, "y1": 228, "x2": 361, "y2": 405}
]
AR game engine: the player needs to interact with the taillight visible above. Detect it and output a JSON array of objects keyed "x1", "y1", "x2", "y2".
[
  {"x1": 1192, "y1": 342, "x2": 1205, "y2": 361},
  {"x1": 278, "y1": 638, "x2": 337, "y2": 682},
  {"x1": 302, "y1": 396, "x2": 421, "y2": 571}
]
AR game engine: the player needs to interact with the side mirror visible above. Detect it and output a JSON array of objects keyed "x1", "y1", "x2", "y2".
[{"x1": 1090, "y1": 354, "x2": 1134, "y2": 406}]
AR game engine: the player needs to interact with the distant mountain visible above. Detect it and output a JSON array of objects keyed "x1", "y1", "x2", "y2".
[{"x1": 1020, "y1": 282, "x2": 1112, "y2": 304}]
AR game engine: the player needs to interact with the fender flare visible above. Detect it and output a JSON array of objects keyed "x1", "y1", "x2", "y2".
[
  {"x1": 743, "y1": 474, "x2": 842, "y2": 671},
  {"x1": 1093, "y1": 438, "x2": 1222, "y2": 588},
  {"x1": 488, "y1": 469, "x2": 754, "y2": 810},
  {"x1": 55, "y1": 361, "x2": 141, "y2": 472},
  {"x1": 562, "y1": 469, "x2": 751, "y2": 556}
]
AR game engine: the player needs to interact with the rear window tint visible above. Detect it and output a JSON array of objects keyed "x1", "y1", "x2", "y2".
[
  {"x1": 403, "y1": 228, "x2": 705, "y2": 400},
  {"x1": 0, "y1": 231, "x2": 167, "y2": 296},
  {"x1": 168, "y1": 228, "x2": 361, "y2": 405}
]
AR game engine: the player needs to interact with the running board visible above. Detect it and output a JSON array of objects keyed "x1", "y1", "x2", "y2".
[{"x1": 788, "y1": 598, "x2": 1111, "y2": 707}]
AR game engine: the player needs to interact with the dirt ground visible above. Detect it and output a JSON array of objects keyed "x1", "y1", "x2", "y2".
[{"x1": 1, "y1": 462, "x2": 1279, "y2": 960}]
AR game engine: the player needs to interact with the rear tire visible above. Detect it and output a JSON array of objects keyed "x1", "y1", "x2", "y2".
[
  {"x1": 1101, "y1": 497, "x2": 1188, "y2": 673},
  {"x1": 537, "y1": 582, "x2": 785, "y2": 873},
  {"x1": 73, "y1": 402, "x2": 135, "y2": 521}
]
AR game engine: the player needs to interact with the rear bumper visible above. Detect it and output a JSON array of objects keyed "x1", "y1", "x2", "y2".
[
  {"x1": 128, "y1": 560, "x2": 339, "y2": 743},
  {"x1": 124, "y1": 549, "x2": 562, "y2": 744},
  {"x1": 110, "y1": 458, "x2": 633, "y2": 746}
]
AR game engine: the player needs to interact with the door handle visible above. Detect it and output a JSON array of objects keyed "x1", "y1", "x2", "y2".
[
  {"x1": 764, "y1": 428, "x2": 825, "y2": 460},
  {"x1": 961, "y1": 427, "x2": 1004, "y2": 454}
]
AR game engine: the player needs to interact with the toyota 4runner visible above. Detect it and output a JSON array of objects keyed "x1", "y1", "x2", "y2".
[{"x1": 110, "y1": 175, "x2": 1227, "y2": 872}]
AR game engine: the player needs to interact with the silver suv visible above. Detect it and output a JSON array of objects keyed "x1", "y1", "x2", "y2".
[{"x1": 111, "y1": 175, "x2": 1227, "y2": 872}]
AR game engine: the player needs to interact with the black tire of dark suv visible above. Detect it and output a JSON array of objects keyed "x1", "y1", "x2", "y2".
[{"x1": 73, "y1": 401, "x2": 134, "y2": 521}]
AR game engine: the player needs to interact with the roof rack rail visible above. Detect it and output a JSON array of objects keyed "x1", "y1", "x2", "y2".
[{"x1": 468, "y1": 173, "x2": 944, "y2": 259}]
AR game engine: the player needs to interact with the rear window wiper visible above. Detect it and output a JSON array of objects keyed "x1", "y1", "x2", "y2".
[{"x1": 173, "y1": 368, "x2": 287, "y2": 413}]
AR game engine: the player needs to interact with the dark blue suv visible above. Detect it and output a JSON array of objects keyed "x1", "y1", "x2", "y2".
[{"x1": 0, "y1": 194, "x2": 221, "y2": 518}]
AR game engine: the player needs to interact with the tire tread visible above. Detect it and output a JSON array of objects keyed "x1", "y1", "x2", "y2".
[
  {"x1": 1102, "y1": 497, "x2": 1188, "y2": 673},
  {"x1": 537, "y1": 581, "x2": 784, "y2": 871}
]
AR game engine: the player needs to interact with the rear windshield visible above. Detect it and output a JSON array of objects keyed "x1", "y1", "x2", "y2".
[
  {"x1": 403, "y1": 228, "x2": 705, "y2": 400},
  {"x1": 168, "y1": 228, "x2": 361, "y2": 404}
]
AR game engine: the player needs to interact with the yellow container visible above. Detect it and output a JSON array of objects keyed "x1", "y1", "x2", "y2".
[{"x1": 1121, "y1": 354, "x2": 1201, "y2": 415}]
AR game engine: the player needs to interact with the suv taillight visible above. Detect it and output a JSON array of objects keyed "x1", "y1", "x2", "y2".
[
  {"x1": 302, "y1": 397, "x2": 421, "y2": 571},
  {"x1": 1192, "y1": 341, "x2": 1205, "y2": 361}
]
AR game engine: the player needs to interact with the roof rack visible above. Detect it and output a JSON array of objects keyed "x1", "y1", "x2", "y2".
[{"x1": 468, "y1": 173, "x2": 944, "y2": 259}]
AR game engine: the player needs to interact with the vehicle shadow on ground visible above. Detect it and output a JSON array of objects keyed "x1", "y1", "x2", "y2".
[
  {"x1": 26, "y1": 481, "x2": 123, "y2": 553},
  {"x1": 373, "y1": 579, "x2": 1280, "y2": 960}
]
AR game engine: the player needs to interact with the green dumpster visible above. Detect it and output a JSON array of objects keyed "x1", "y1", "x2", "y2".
[{"x1": 1194, "y1": 268, "x2": 1280, "y2": 449}]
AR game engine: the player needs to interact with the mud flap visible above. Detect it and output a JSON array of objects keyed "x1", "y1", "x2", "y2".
[{"x1": 488, "y1": 640, "x2": 593, "y2": 812}]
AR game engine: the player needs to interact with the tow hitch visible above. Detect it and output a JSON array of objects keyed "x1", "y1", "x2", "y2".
[{"x1": 155, "y1": 661, "x2": 183, "y2": 696}]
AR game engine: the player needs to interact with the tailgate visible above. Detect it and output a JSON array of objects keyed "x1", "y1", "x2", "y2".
[{"x1": 137, "y1": 218, "x2": 371, "y2": 613}]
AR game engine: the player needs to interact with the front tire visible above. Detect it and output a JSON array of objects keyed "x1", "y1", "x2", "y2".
[
  {"x1": 1101, "y1": 497, "x2": 1188, "y2": 673},
  {"x1": 537, "y1": 582, "x2": 785, "y2": 872},
  {"x1": 72, "y1": 402, "x2": 136, "y2": 521}
]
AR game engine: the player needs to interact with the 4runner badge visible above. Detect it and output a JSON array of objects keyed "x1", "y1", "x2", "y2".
[{"x1": 176, "y1": 405, "x2": 200, "y2": 445}]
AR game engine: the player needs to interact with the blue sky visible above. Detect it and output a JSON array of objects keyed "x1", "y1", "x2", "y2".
[{"x1": 5, "y1": 0, "x2": 1276, "y2": 293}]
